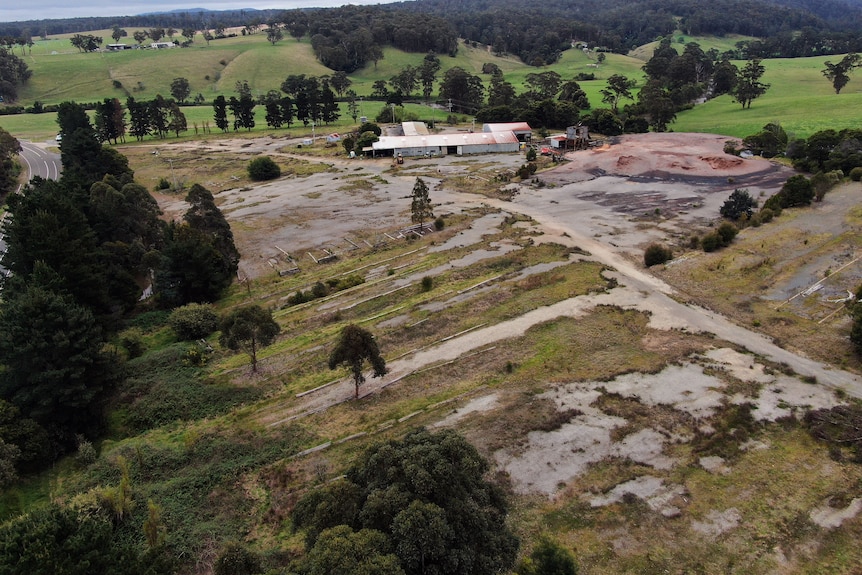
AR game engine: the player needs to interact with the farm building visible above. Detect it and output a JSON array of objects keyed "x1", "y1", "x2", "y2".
[
  {"x1": 482, "y1": 122, "x2": 533, "y2": 141},
  {"x1": 370, "y1": 130, "x2": 520, "y2": 158},
  {"x1": 106, "y1": 43, "x2": 131, "y2": 50}
]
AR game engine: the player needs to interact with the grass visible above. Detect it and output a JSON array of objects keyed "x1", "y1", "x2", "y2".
[
  {"x1": 4, "y1": 33, "x2": 862, "y2": 142},
  {"x1": 6, "y1": 26, "x2": 862, "y2": 575}
]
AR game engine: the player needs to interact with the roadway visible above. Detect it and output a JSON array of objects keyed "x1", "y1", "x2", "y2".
[
  {"x1": 1, "y1": 139, "x2": 62, "y2": 277},
  {"x1": 17, "y1": 140, "x2": 62, "y2": 185}
]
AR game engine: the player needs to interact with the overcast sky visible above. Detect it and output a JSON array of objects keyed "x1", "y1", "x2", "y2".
[{"x1": 1, "y1": 1, "x2": 398, "y2": 24}]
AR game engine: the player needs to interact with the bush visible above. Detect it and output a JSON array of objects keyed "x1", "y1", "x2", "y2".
[
  {"x1": 434, "y1": 216, "x2": 445, "y2": 230},
  {"x1": 701, "y1": 232, "x2": 722, "y2": 252},
  {"x1": 421, "y1": 276, "x2": 433, "y2": 291},
  {"x1": 643, "y1": 243, "x2": 673, "y2": 267},
  {"x1": 169, "y1": 303, "x2": 219, "y2": 340},
  {"x1": 720, "y1": 189, "x2": 757, "y2": 220},
  {"x1": 716, "y1": 222, "x2": 738, "y2": 245},
  {"x1": 850, "y1": 167, "x2": 862, "y2": 181},
  {"x1": 247, "y1": 156, "x2": 281, "y2": 181},
  {"x1": 119, "y1": 328, "x2": 145, "y2": 359},
  {"x1": 213, "y1": 542, "x2": 261, "y2": 575},
  {"x1": 525, "y1": 147, "x2": 537, "y2": 161}
]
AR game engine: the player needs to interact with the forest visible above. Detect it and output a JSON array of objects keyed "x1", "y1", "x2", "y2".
[{"x1": 3, "y1": 0, "x2": 862, "y2": 70}]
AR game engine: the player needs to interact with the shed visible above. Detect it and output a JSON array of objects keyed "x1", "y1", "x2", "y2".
[
  {"x1": 372, "y1": 131, "x2": 519, "y2": 158},
  {"x1": 482, "y1": 122, "x2": 533, "y2": 142}
]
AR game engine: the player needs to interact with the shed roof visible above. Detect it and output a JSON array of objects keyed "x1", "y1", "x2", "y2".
[
  {"x1": 373, "y1": 131, "x2": 519, "y2": 150},
  {"x1": 483, "y1": 122, "x2": 532, "y2": 133}
]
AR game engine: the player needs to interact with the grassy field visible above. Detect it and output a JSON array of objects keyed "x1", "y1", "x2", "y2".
[{"x1": 4, "y1": 31, "x2": 862, "y2": 143}]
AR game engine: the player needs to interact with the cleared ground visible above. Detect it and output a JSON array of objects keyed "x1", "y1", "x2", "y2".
[{"x1": 125, "y1": 132, "x2": 862, "y2": 573}]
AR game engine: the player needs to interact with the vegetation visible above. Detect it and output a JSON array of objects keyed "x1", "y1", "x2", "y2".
[
  {"x1": 328, "y1": 324, "x2": 388, "y2": 399},
  {"x1": 3, "y1": 4, "x2": 862, "y2": 574},
  {"x1": 410, "y1": 177, "x2": 434, "y2": 226},
  {"x1": 219, "y1": 305, "x2": 281, "y2": 372},
  {"x1": 168, "y1": 303, "x2": 219, "y2": 341},
  {"x1": 643, "y1": 243, "x2": 673, "y2": 267},
  {"x1": 720, "y1": 188, "x2": 758, "y2": 220},
  {"x1": 292, "y1": 428, "x2": 519, "y2": 575},
  {"x1": 247, "y1": 155, "x2": 281, "y2": 181}
]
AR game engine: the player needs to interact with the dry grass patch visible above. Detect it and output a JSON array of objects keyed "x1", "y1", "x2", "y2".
[{"x1": 504, "y1": 308, "x2": 668, "y2": 385}]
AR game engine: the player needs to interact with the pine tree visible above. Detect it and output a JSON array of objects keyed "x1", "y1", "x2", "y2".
[{"x1": 410, "y1": 177, "x2": 434, "y2": 227}]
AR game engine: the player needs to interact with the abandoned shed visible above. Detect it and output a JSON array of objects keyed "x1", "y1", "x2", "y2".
[
  {"x1": 370, "y1": 131, "x2": 520, "y2": 157},
  {"x1": 482, "y1": 122, "x2": 533, "y2": 141}
]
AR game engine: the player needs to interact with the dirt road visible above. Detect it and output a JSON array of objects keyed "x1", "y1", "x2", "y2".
[{"x1": 259, "y1": 134, "x2": 862, "y2": 423}]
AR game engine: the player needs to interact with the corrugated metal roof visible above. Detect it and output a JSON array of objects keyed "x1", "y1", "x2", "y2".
[
  {"x1": 402, "y1": 122, "x2": 430, "y2": 136},
  {"x1": 483, "y1": 122, "x2": 532, "y2": 133},
  {"x1": 373, "y1": 131, "x2": 519, "y2": 150}
]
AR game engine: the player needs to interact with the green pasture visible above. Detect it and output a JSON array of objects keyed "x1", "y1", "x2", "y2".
[
  {"x1": 3, "y1": 31, "x2": 862, "y2": 142},
  {"x1": 671, "y1": 54, "x2": 862, "y2": 138}
]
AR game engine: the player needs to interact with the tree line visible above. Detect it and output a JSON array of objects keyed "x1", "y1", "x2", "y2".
[{"x1": 0, "y1": 101, "x2": 239, "y2": 480}]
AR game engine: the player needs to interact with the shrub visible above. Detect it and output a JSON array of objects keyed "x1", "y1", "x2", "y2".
[
  {"x1": 525, "y1": 147, "x2": 537, "y2": 161},
  {"x1": 154, "y1": 177, "x2": 171, "y2": 191},
  {"x1": 247, "y1": 156, "x2": 281, "y2": 181},
  {"x1": 720, "y1": 189, "x2": 757, "y2": 220},
  {"x1": 701, "y1": 232, "x2": 722, "y2": 252},
  {"x1": 643, "y1": 243, "x2": 673, "y2": 267},
  {"x1": 213, "y1": 542, "x2": 261, "y2": 575},
  {"x1": 850, "y1": 167, "x2": 862, "y2": 181},
  {"x1": 716, "y1": 222, "x2": 738, "y2": 245},
  {"x1": 119, "y1": 328, "x2": 145, "y2": 359},
  {"x1": 724, "y1": 140, "x2": 740, "y2": 155},
  {"x1": 169, "y1": 303, "x2": 218, "y2": 340},
  {"x1": 780, "y1": 174, "x2": 815, "y2": 207},
  {"x1": 421, "y1": 276, "x2": 433, "y2": 291},
  {"x1": 434, "y1": 216, "x2": 445, "y2": 230}
]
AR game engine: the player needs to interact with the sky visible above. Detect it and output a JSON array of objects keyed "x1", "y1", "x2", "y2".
[{"x1": 1, "y1": 1, "x2": 398, "y2": 24}]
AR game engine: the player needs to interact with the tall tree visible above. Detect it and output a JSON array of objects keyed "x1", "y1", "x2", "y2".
[
  {"x1": 148, "y1": 95, "x2": 170, "y2": 139},
  {"x1": 439, "y1": 67, "x2": 484, "y2": 113},
  {"x1": 637, "y1": 79, "x2": 676, "y2": 131},
  {"x1": 0, "y1": 47, "x2": 32, "y2": 102},
  {"x1": 266, "y1": 22, "x2": 284, "y2": 45},
  {"x1": 328, "y1": 324, "x2": 387, "y2": 399},
  {"x1": 329, "y1": 71, "x2": 352, "y2": 97},
  {"x1": 219, "y1": 305, "x2": 281, "y2": 372},
  {"x1": 170, "y1": 77, "x2": 191, "y2": 104},
  {"x1": 110, "y1": 26, "x2": 127, "y2": 43},
  {"x1": 822, "y1": 53, "x2": 861, "y2": 94},
  {"x1": 127, "y1": 96, "x2": 150, "y2": 141},
  {"x1": 167, "y1": 102, "x2": 188, "y2": 137},
  {"x1": 0, "y1": 264, "x2": 113, "y2": 438},
  {"x1": 183, "y1": 183, "x2": 240, "y2": 275},
  {"x1": 600, "y1": 74, "x2": 636, "y2": 113},
  {"x1": 133, "y1": 30, "x2": 148, "y2": 46},
  {"x1": 410, "y1": 177, "x2": 433, "y2": 227},
  {"x1": 94, "y1": 97, "x2": 124, "y2": 144},
  {"x1": 418, "y1": 53, "x2": 441, "y2": 101},
  {"x1": 733, "y1": 59, "x2": 770, "y2": 109},
  {"x1": 213, "y1": 95, "x2": 229, "y2": 132},
  {"x1": 0, "y1": 126, "x2": 21, "y2": 200},
  {"x1": 524, "y1": 71, "x2": 562, "y2": 100}
]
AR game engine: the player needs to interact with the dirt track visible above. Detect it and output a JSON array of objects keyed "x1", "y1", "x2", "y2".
[{"x1": 245, "y1": 133, "x2": 862, "y2": 426}]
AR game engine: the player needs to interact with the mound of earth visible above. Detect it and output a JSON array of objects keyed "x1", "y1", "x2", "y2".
[{"x1": 547, "y1": 132, "x2": 777, "y2": 184}]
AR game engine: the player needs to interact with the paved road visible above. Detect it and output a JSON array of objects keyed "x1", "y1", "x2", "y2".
[
  {"x1": 18, "y1": 140, "x2": 61, "y2": 185},
  {"x1": 1, "y1": 140, "x2": 61, "y2": 276}
]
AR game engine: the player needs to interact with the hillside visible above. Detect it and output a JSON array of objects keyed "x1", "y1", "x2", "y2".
[{"x1": 3, "y1": 2, "x2": 862, "y2": 573}]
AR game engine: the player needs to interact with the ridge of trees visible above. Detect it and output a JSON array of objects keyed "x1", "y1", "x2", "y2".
[
  {"x1": 0, "y1": 101, "x2": 238, "y2": 469},
  {"x1": 3, "y1": 0, "x2": 862, "y2": 78}
]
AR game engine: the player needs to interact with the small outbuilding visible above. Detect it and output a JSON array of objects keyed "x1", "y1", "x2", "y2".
[{"x1": 482, "y1": 122, "x2": 533, "y2": 142}]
